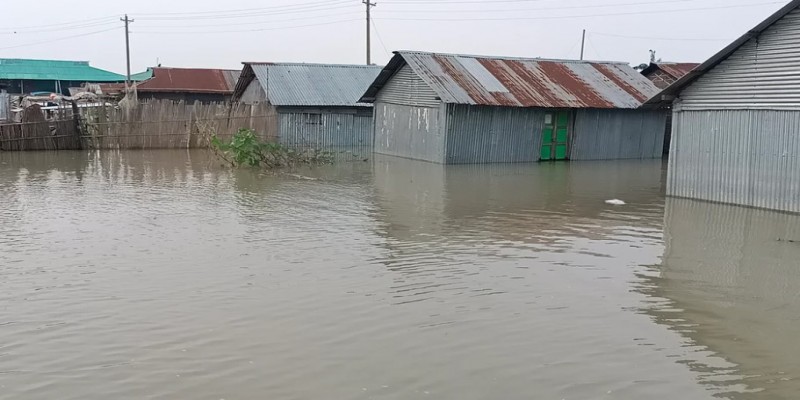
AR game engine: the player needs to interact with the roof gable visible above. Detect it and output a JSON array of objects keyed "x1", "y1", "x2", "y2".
[
  {"x1": 646, "y1": 0, "x2": 800, "y2": 105},
  {"x1": 0, "y1": 58, "x2": 125, "y2": 82},
  {"x1": 239, "y1": 63, "x2": 382, "y2": 107},
  {"x1": 361, "y1": 51, "x2": 659, "y2": 109}
]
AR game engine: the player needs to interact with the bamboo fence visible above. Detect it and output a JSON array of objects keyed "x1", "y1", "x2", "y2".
[
  {"x1": 0, "y1": 105, "x2": 81, "y2": 151},
  {"x1": 80, "y1": 100, "x2": 278, "y2": 149},
  {"x1": 0, "y1": 100, "x2": 278, "y2": 151}
]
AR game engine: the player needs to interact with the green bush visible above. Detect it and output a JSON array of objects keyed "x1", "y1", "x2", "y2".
[{"x1": 209, "y1": 128, "x2": 331, "y2": 168}]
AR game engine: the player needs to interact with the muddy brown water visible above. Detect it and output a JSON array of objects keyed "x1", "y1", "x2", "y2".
[{"x1": 1, "y1": 150, "x2": 799, "y2": 400}]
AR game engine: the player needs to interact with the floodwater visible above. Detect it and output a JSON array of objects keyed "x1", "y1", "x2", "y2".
[{"x1": 0, "y1": 150, "x2": 799, "y2": 400}]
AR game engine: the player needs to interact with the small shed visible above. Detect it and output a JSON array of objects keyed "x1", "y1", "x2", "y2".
[
  {"x1": 134, "y1": 67, "x2": 240, "y2": 103},
  {"x1": 360, "y1": 51, "x2": 665, "y2": 164},
  {"x1": 232, "y1": 62, "x2": 382, "y2": 155},
  {"x1": 646, "y1": 0, "x2": 800, "y2": 213},
  {"x1": 641, "y1": 62, "x2": 700, "y2": 89}
]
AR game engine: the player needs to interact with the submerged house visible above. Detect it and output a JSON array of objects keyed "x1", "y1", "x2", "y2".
[
  {"x1": 232, "y1": 62, "x2": 382, "y2": 154},
  {"x1": 646, "y1": 0, "x2": 800, "y2": 213},
  {"x1": 134, "y1": 67, "x2": 241, "y2": 102},
  {"x1": 641, "y1": 62, "x2": 700, "y2": 89},
  {"x1": 0, "y1": 58, "x2": 125, "y2": 95},
  {"x1": 360, "y1": 51, "x2": 665, "y2": 164}
]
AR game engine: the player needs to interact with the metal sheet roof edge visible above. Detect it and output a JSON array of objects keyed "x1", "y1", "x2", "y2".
[
  {"x1": 644, "y1": 0, "x2": 800, "y2": 106},
  {"x1": 394, "y1": 50, "x2": 633, "y2": 66}
]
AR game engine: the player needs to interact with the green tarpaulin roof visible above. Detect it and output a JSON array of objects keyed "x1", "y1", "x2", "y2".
[{"x1": 0, "y1": 58, "x2": 126, "y2": 82}]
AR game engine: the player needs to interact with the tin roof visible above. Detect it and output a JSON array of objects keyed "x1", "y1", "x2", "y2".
[
  {"x1": 361, "y1": 51, "x2": 659, "y2": 109},
  {"x1": 0, "y1": 58, "x2": 125, "y2": 82},
  {"x1": 641, "y1": 62, "x2": 699, "y2": 80},
  {"x1": 646, "y1": 0, "x2": 800, "y2": 106},
  {"x1": 234, "y1": 62, "x2": 383, "y2": 107},
  {"x1": 136, "y1": 67, "x2": 240, "y2": 94}
]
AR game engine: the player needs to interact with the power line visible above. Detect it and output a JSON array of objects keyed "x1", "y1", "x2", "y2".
[
  {"x1": 0, "y1": 27, "x2": 119, "y2": 50},
  {"x1": 590, "y1": 31, "x2": 733, "y2": 42},
  {"x1": 134, "y1": 2, "x2": 358, "y2": 21},
  {"x1": 134, "y1": 19, "x2": 363, "y2": 35},
  {"x1": 371, "y1": 19, "x2": 391, "y2": 58},
  {"x1": 585, "y1": 33, "x2": 604, "y2": 60},
  {"x1": 0, "y1": 20, "x2": 118, "y2": 35},
  {"x1": 132, "y1": 0, "x2": 696, "y2": 29},
  {"x1": 562, "y1": 34, "x2": 583, "y2": 59},
  {"x1": 0, "y1": 0, "x2": 765, "y2": 33},
  {"x1": 383, "y1": 0, "x2": 699, "y2": 3},
  {"x1": 135, "y1": 12, "x2": 361, "y2": 30},
  {"x1": 378, "y1": 0, "x2": 698, "y2": 12},
  {"x1": 374, "y1": 1, "x2": 784, "y2": 21},
  {"x1": 384, "y1": 0, "x2": 574, "y2": 3},
  {"x1": 0, "y1": 15, "x2": 118, "y2": 31},
  {"x1": 134, "y1": 0, "x2": 353, "y2": 16}
]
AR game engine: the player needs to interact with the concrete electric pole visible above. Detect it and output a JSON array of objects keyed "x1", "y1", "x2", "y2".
[
  {"x1": 363, "y1": 1, "x2": 376, "y2": 65},
  {"x1": 121, "y1": 14, "x2": 134, "y2": 87}
]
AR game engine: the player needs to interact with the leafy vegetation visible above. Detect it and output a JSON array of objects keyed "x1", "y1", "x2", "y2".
[{"x1": 209, "y1": 128, "x2": 332, "y2": 168}]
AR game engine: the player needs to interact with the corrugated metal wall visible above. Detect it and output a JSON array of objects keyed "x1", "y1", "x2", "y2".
[
  {"x1": 239, "y1": 79, "x2": 266, "y2": 104},
  {"x1": 679, "y1": 8, "x2": 800, "y2": 110},
  {"x1": 669, "y1": 109, "x2": 800, "y2": 213},
  {"x1": 445, "y1": 104, "x2": 544, "y2": 164},
  {"x1": 571, "y1": 109, "x2": 667, "y2": 160},
  {"x1": 376, "y1": 64, "x2": 441, "y2": 108},
  {"x1": 0, "y1": 91, "x2": 9, "y2": 121},
  {"x1": 277, "y1": 108, "x2": 373, "y2": 158},
  {"x1": 373, "y1": 102, "x2": 447, "y2": 163}
]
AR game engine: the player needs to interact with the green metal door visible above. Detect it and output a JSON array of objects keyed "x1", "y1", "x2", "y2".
[{"x1": 540, "y1": 111, "x2": 570, "y2": 161}]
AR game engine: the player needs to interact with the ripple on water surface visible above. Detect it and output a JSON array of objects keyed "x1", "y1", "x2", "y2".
[{"x1": 0, "y1": 151, "x2": 798, "y2": 399}]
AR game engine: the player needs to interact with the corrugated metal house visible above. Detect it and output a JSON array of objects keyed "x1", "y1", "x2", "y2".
[
  {"x1": 360, "y1": 51, "x2": 665, "y2": 164},
  {"x1": 641, "y1": 62, "x2": 699, "y2": 89},
  {"x1": 647, "y1": 0, "x2": 800, "y2": 213},
  {"x1": 232, "y1": 62, "x2": 382, "y2": 155},
  {"x1": 0, "y1": 59, "x2": 125, "y2": 95},
  {"x1": 134, "y1": 67, "x2": 241, "y2": 102}
]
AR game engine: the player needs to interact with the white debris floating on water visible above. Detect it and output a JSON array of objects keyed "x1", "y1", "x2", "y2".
[{"x1": 605, "y1": 199, "x2": 626, "y2": 206}]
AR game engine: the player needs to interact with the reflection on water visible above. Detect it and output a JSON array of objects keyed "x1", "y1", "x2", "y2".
[
  {"x1": 637, "y1": 199, "x2": 800, "y2": 400},
  {"x1": 0, "y1": 150, "x2": 797, "y2": 399}
]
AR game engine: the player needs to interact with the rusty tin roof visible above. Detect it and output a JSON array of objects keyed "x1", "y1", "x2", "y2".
[
  {"x1": 641, "y1": 62, "x2": 699, "y2": 80},
  {"x1": 136, "y1": 67, "x2": 241, "y2": 94},
  {"x1": 361, "y1": 51, "x2": 660, "y2": 109}
]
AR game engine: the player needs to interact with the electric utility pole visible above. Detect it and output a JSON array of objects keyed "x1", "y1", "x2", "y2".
[
  {"x1": 364, "y1": 1, "x2": 376, "y2": 65},
  {"x1": 121, "y1": 14, "x2": 134, "y2": 86},
  {"x1": 580, "y1": 29, "x2": 586, "y2": 60}
]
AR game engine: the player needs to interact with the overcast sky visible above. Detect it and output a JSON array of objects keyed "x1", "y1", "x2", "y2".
[{"x1": 0, "y1": 0, "x2": 790, "y2": 73}]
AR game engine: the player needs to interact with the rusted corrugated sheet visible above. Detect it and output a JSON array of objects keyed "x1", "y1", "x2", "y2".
[
  {"x1": 379, "y1": 51, "x2": 659, "y2": 109},
  {"x1": 136, "y1": 67, "x2": 239, "y2": 94},
  {"x1": 655, "y1": 63, "x2": 699, "y2": 80}
]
